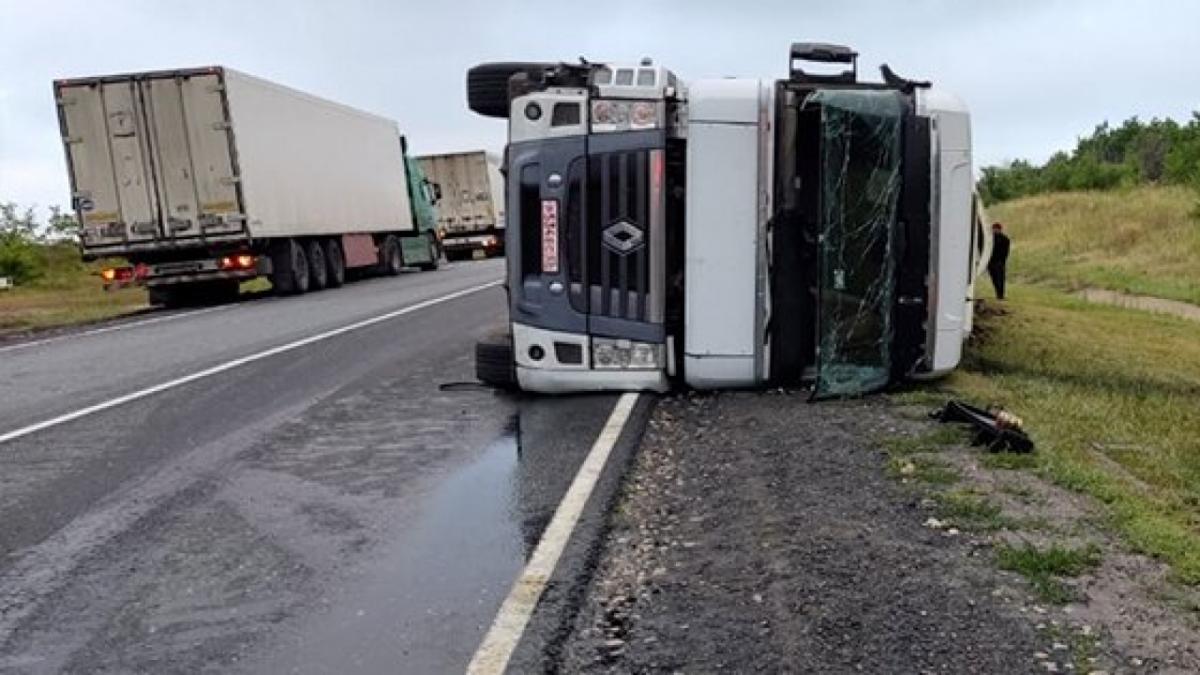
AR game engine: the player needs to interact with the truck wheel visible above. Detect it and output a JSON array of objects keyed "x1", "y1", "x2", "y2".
[
  {"x1": 306, "y1": 240, "x2": 328, "y2": 290},
  {"x1": 380, "y1": 236, "x2": 404, "y2": 276},
  {"x1": 467, "y1": 62, "x2": 555, "y2": 118},
  {"x1": 475, "y1": 332, "x2": 516, "y2": 389},
  {"x1": 324, "y1": 239, "x2": 346, "y2": 287},
  {"x1": 417, "y1": 238, "x2": 440, "y2": 271},
  {"x1": 270, "y1": 239, "x2": 310, "y2": 295}
]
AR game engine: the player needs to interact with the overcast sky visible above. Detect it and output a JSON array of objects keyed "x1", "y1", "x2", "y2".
[{"x1": 2, "y1": 0, "x2": 1198, "y2": 216}]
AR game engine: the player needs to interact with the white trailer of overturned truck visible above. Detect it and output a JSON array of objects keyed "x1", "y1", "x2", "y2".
[
  {"x1": 468, "y1": 43, "x2": 992, "y2": 397},
  {"x1": 54, "y1": 66, "x2": 442, "y2": 306}
]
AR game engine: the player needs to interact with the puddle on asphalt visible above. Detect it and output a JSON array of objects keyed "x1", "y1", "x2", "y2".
[{"x1": 254, "y1": 394, "x2": 616, "y2": 674}]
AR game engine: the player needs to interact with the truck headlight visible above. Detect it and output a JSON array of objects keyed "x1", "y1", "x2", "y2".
[
  {"x1": 591, "y1": 99, "x2": 657, "y2": 133},
  {"x1": 592, "y1": 337, "x2": 663, "y2": 370}
]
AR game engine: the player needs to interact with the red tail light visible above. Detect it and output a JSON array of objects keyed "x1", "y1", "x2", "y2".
[
  {"x1": 219, "y1": 253, "x2": 256, "y2": 270},
  {"x1": 101, "y1": 266, "x2": 134, "y2": 283}
]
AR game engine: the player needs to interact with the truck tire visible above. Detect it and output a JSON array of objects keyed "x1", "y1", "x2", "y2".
[
  {"x1": 467, "y1": 62, "x2": 554, "y2": 118},
  {"x1": 324, "y1": 239, "x2": 346, "y2": 287},
  {"x1": 380, "y1": 235, "x2": 404, "y2": 276},
  {"x1": 416, "y1": 238, "x2": 441, "y2": 271},
  {"x1": 270, "y1": 238, "x2": 310, "y2": 295},
  {"x1": 306, "y1": 239, "x2": 328, "y2": 291},
  {"x1": 475, "y1": 332, "x2": 516, "y2": 389}
]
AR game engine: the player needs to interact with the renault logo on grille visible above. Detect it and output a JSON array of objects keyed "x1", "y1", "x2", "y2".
[{"x1": 601, "y1": 219, "x2": 644, "y2": 254}]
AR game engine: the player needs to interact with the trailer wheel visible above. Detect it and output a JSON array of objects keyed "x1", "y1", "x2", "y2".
[
  {"x1": 324, "y1": 239, "x2": 346, "y2": 287},
  {"x1": 467, "y1": 62, "x2": 555, "y2": 118},
  {"x1": 475, "y1": 332, "x2": 516, "y2": 389},
  {"x1": 306, "y1": 240, "x2": 328, "y2": 291},
  {"x1": 380, "y1": 236, "x2": 404, "y2": 276},
  {"x1": 270, "y1": 238, "x2": 310, "y2": 295}
]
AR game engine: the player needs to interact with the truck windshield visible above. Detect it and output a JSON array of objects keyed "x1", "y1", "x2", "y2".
[{"x1": 808, "y1": 89, "x2": 905, "y2": 398}]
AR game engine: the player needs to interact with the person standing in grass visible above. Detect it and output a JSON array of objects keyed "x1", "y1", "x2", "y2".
[{"x1": 988, "y1": 222, "x2": 1011, "y2": 300}]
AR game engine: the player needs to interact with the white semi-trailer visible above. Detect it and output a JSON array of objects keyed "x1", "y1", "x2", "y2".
[
  {"x1": 54, "y1": 67, "x2": 442, "y2": 306},
  {"x1": 417, "y1": 150, "x2": 505, "y2": 260},
  {"x1": 467, "y1": 44, "x2": 991, "y2": 397}
]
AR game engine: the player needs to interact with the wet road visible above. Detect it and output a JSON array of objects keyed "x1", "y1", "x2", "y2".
[{"x1": 0, "y1": 261, "x2": 619, "y2": 673}]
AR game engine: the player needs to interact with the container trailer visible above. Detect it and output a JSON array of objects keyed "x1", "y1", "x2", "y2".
[{"x1": 54, "y1": 66, "x2": 441, "y2": 306}]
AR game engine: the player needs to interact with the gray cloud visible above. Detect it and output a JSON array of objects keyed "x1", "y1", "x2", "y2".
[{"x1": 2, "y1": 0, "x2": 1198, "y2": 216}]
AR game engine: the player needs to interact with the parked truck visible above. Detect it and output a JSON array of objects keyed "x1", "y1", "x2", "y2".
[
  {"x1": 416, "y1": 150, "x2": 505, "y2": 260},
  {"x1": 54, "y1": 66, "x2": 441, "y2": 306},
  {"x1": 467, "y1": 44, "x2": 991, "y2": 397}
]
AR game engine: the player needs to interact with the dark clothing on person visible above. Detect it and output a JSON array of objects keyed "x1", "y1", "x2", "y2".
[{"x1": 989, "y1": 231, "x2": 1011, "y2": 300}]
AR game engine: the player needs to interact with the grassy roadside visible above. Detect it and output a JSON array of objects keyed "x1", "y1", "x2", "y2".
[
  {"x1": 0, "y1": 244, "x2": 148, "y2": 336},
  {"x1": 908, "y1": 284, "x2": 1200, "y2": 584},
  {"x1": 990, "y1": 185, "x2": 1200, "y2": 305}
]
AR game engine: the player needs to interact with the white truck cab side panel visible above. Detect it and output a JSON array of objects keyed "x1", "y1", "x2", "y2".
[
  {"x1": 919, "y1": 90, "x2": 973, "y2": 377},
  {"x1": 683, "y1": 79, "x2": 768, "y2": 388}
]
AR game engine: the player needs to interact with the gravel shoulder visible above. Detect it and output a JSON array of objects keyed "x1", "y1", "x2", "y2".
[{"x1": 555, "y1": 391, "x2": 1198, "y2": 674}]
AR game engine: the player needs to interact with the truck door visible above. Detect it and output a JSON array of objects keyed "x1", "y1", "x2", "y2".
[
  {"x1": 143, "y1": 72, "x2": 243, "y2": 239},
  {"x1": 58, "y1": 83, "x2": 126, "y2": 247},
  {"x1": 58, "y1": 81, "x2": 161, "y2": 244},
  {"x1": 808, "y1": 89, "x2": 907, "y2": 398}
]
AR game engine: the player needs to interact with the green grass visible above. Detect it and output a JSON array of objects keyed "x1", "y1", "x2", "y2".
[
  {"x1": 990, "y1": 185, "x2": 1200, "y2": 305},
  {"x1": 879, "y1": 426, "x2": 971, "y2": 456},
  {"x1": 996, "y1": 542, "x2": 1103, "y2": 604},
  {"x1": 936, "y1": 490, "x2": 1012, "y2": 531},
  {"x1": 941, "y1": 283, "x2": 1200, "y2": 583},
  {"x1": 981, "y1": 452, "x2": 1041, "y2": 471},
  {"x1": 0, "y1": 244, "x2": 147, "y2": 334},
  {"x1": 887, "y1": 455, "x2": 960, "y2": 485}
]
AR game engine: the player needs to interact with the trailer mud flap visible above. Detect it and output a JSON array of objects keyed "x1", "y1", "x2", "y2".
[{"x1": 810, "y1": 90, "x2": 905, "y2": 399}]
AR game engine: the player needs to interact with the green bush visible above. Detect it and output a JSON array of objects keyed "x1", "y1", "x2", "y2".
[{"x1": 0, "y1": 235, "x2": 47, "y2": 284}]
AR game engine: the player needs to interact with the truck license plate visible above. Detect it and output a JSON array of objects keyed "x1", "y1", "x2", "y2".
[{"x1": 541, "y1": 199, "x2": 558, "y2": 274}]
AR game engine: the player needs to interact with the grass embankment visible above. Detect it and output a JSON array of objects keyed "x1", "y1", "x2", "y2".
[
  {"x1": 924, "y1": 284, "x2": 1200, "y2": 584},
  {"x1": 990, "y1": 185, "x2": 1200, "y2": 305},
  {"x1": 0, "y1": 244, "x2": 147, "y2": 335}
]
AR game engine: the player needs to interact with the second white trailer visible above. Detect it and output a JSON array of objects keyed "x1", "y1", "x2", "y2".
[{"x1": 55, "y1": 66, "x2": 441, "y2": 304}]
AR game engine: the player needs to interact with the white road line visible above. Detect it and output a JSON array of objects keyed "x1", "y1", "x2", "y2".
[
  {"x1": 468, "y1": 392, "x2": 641, "y2": 675},
  {"x1": 0, "y1": 304, "x2": 233, "y2": 354},
  {"x1": 0, "y1": 280, "x2": 501, "y2": 446}
]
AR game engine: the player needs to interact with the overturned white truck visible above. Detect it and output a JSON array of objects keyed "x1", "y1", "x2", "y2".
[{"x1": 468, "y1": 44, "x2": 989, "y2": 397}]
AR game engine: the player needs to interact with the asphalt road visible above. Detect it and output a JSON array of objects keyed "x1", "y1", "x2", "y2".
[{"x1": 0, "y1": 260, "x2": 620, "y2": 674}]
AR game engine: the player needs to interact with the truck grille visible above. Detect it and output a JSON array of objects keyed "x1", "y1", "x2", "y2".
[{"x1": 569, "y1": 149, "x2": 652, "y2": 321}]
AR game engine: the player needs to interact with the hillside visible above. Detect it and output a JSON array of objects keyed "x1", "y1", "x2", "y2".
[{"x1": 988, "y1": 185, "x2": 1200, "y2": 305}]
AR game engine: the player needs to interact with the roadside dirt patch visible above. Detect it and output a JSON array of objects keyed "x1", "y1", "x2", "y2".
[
  {"x1": 559, "y1": 393, "x2": 1065, "y2": 673},
  {"x1": 891, "y1": 403, "x2": 1200, "y2": 673}
]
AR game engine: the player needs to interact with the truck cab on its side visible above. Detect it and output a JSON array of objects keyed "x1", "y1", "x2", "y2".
[{"x1": 467, "y1": 44, "x2": 985, "y2": 398}]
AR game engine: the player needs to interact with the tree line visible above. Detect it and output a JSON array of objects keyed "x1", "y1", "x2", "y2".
[
  {"x1": 0, "y1": 203, "x2": 79, "y2": 284},
  {"x1": 977, "y1": 113, "x2": 1200, "y2": 205}
]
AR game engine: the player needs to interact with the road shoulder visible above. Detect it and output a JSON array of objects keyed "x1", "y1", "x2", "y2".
[{"x1": 549, "y1": 392, "x2": 1192, "y2": 673}]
